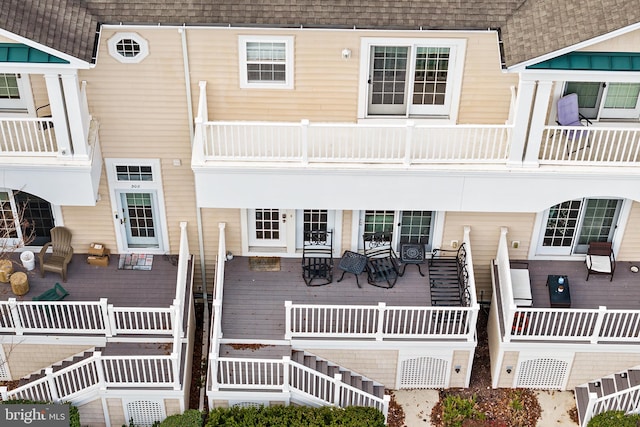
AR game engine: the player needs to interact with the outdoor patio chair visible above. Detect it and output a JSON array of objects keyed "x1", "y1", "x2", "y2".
[
  {"x1": 39, "y1": 226, "x2": 74, "y2": 282},
  {"x1": 586, "y1": 241, "x2": 615, "y2": 281},
  {"x1": 509, "y1": 261, "x2": 533, "y2": 307},
  {"x1": 301, "y1": 230, "x2": 333, "y2": 286},
  {"x1": 557, "y1": 93, "x2": 592, "y2": 155},
  {"x1": 363, "y1": 231, "x2": 400, "y2": 288},
  {"x1": 32, "y1": 283, "x2": 69, "y2": 301}
]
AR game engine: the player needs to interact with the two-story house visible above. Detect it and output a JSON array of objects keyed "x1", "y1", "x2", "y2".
[{"x1": 1, "y1": 1, "x2": 640, "y2": 425}]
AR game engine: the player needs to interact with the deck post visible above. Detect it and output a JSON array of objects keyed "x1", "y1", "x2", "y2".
[
  {"x1": 333, "y1": 373, "x2": 342, "y2": 406},
  {"x1": 8, "y1": 299, "x2": 23, "y2": 335},
  {"x1": 376, "y1": 302, "x2": 386, "y2": 341},
  {"x1": 0, "y1": 386, "x2": 7, "y2": 401},
  {"x1": 301, "y1": 119, "x2": 309, "y2": 166},
  {"x1": 100, "y1": 299, "x2": 113, "y2": 337},
  {"x1": 172, "y1": 351, "x2": 181, "y2": 390},
  {"x1": 403, "y1": 120, "x2": 415, "y2": 166},
  {"x1": 382, "y1": 394, "x2": 391, "y2": 424},
  {"x1": 284, "y1": 301, "x2": 293, "y2": 340},
  {"x1": 590, "y1": 306, "x2": 607, "y2": 344},
  {"x1": 93, "y1": 351, "x2": 107, "y2": 391},
  {"x1": 282, "y1": 356, "x2": 291, "y2": 394},
  {"x1": 581, "y1": 392, "x2": 599, "y2": 427},
  {"x1": 45, "y1": 367, "x2": 60, "y2": 402}
]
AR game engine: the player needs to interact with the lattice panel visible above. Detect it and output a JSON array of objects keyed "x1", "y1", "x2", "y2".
[
  {"x1": 125, "y1": 400, "x2": 165, "y2": 427},
  {"x1": 516, "y1": 358, "x2": 568, "y2": 389},
  {"x1": 0, "y1": 346, "x2": 10, "y2": 381},
  {"x1": 230, "y1": 401, "x2": 266, "y2": 408},
  {"x1": 400, "y1": 356, "x2": 449, "y2": 389}
]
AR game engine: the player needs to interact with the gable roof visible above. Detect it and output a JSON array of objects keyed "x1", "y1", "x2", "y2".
[
  {"x1": 500, "y1": 0, "x2": 640, "y2": 68},
  {"x1": 0, "y1": 0, "x2": 639, "y2": 67}
]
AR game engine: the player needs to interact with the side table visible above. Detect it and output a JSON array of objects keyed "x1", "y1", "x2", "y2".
[{"x1": 337, "y1": 251, "x2": 368, "y2": 288}]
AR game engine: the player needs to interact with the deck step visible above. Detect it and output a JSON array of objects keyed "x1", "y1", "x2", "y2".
[
  {"x1": 574, "y1": 385, "x2": 590, "y2": 425},
  {"x1": 628, "y1": 369, "x2": 640, "y2": 387},
  {"x1": 614, "y1": 372, "x2": 631, "y2": 391},
  {"x1": 18, "y1": 348, "x2": 101, "y2": 388}
]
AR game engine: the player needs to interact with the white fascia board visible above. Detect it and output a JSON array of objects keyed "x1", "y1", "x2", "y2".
[
  {"x1": 519, "y1": 69, "x2": 640, "y2": 82},
  {"x1": 506, "y1": 21, "x2": 640, "y2": 73},
  {"x1": 0, "y1": 28, "x2": 92, "y2": 69}
]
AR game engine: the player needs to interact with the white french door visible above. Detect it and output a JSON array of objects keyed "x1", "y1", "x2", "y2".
[
  {"x1": 564, "y1": 81, "x2": 640, "y2": 120},
  {"x1": 357, "y1": 210, "x2": 436, "y2": 251},
  {"x1": 537, "y1": 198, "x2": 622, "y2": 255},
  {"x1": 248, "y1": 208, "x2": 287, "y2": 247},
  {"x1": 118, "y1": 191, "x2": 161, "y2": 248}
]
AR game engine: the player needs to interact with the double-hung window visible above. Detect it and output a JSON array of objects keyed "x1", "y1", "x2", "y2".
[
  {"x1": 359, "y1": 38, "x2": 465, "y2": 119},
  {"x1": 239, "y1": 36, "x2": 294, "y2": 89}
]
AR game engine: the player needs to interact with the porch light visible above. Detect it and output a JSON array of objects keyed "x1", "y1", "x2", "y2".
[
  {"x1": 454, "y1": 365, "x2": 461, "y2": 374},
  {"x1": 341, "y1": 48, "x2": 352, "y2": 60},
  {"x1": 506, "y1": 366, "x2": 512, "y2": 374}
]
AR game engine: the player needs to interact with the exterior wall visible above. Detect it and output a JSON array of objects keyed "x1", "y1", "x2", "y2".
[
  {"x1": 184, "y1": 28, "x2": 515, "y2": 124},
  {"x1": 496, "y1": 351, "x2": 518, "y2": 388},
  {"x1": 568, "y1": 352, "x2": 640, "y2": 390},
  {"x1": 164, "y1": 399, "x2": 182, "y2": 417},
  {"x1": 77, "y1": 398, "x2": 106, "y2": 427},
  {"x1": 449, "y1": 350, "x2": 472, "y2": 388},
  {"x1": 202, "y1": 208, "x2": 242, "y2": 294},
  {"x1": 442, "y1": 212, "x2": 536, "y2": 298},
  {"x1": 618, "y1": 201, "x2": 640, "y2": 261},
  {"x1": 3, "y1": 344, "x2": 93, "y2": 379},
  {"x1": 211, "y1": 400, "x2": 229, "y2": 409},
  {"x1": 307, "y1": 348, "x2": 398, "y2": 388},
  {"x1": 27, "y1": 74, "x2": 49, "y2": 115},
  {"x1": 487, "y1": 301, "x2": 502, "y2": 385},
  {"x1": 107, "y1": 398, "x2": 125, "y2": 426},
  {"x1": 581, "y1": 28, "x2": 640, "y2": 52},
  {"x1": 340, "y1": 210, "x2": 353, "y2": 254}
]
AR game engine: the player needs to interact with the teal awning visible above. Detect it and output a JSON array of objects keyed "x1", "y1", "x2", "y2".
[
  {"x1": 527, "y1": 52, "x2": 640, "y2": 71},
  {"x1": 0, "y1": 43, "x2": 69, "y2": 64}
]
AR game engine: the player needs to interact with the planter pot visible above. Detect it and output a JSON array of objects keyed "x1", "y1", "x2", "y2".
[
  {"x1": 20, "y1": 251, "x2": 35, "y2": 271},
  {"x1": 0, "y1": 259, "x2": 13, "y2": 283}
]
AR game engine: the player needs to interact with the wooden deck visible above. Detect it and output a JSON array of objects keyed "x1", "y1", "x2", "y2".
[
  {"x1": 220, "y1": 257, "x2": 640, "y2": 341},
  {"x1": 0, "y1": 253, "x2": 179, "y2": 307}
]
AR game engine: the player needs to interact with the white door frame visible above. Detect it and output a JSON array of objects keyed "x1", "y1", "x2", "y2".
[{"x1": 105, "y1": 158, "x2": 170, "y2": 254}]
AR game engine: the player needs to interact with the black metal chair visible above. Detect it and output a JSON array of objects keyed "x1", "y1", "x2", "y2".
[
  {"x1": 301, "y1": 230, "x2": 334, "y2": 286},
  {"x1": 363, "y1": 232, "x2": 400, "y2": 288}
]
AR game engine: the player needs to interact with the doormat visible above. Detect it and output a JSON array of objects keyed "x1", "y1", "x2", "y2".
[
  {"x1": 249, "y1": 257, "x2": 281, "y2": 272},
  {"x1": 118, "y1": 254, "x2": 154, "y2": 271}
]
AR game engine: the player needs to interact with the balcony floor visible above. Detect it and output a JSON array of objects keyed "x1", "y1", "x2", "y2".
[{"x1": 0, "y1": 253, "x2": 179, "y2": 308}]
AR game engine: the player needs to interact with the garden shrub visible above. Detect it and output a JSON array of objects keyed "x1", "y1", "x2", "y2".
[
  {"x1": 0, "y1": 399, "x2": 80, "y2": 427},
  {"x1": 160, "y1": 409, "x2": 203, "y2": 426},
  {"x1": 205, "y1": 405, "x2": 384, "y2": 426},
  {"x1": 588, "y1": 410, "x2": 640, "y2": 427},
  {"x1": 441, "y1": 395, "x2": 486, "y2": 427}
]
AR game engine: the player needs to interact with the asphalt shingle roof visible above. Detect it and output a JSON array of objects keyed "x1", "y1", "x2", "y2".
[{"x1": 0, "y1": 0, "x2": 639, "y2": 67}]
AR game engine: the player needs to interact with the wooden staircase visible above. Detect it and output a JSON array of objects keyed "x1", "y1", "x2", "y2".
[
  {"x1": 575, "y1": 367, "x2": 640, "y2": 426},
  {"x1": 291, "y1": 350, "x2": 385, "y2": 403},
  {"x1": 428, "y1": 251, "x2": 463, "y2": 306},
  {"x1": 18, "y1": 347, "x2": 103, "y2": 388}
]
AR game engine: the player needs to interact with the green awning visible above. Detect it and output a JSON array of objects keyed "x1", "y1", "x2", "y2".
[
  {"x1": 527, "y1": 52, "x2": 640, "y2": 71},
  {"x1": 0, "y1": 43, "x2": 68, "y2": 64}
]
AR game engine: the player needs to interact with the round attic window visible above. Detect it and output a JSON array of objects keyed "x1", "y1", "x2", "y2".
[{"x1": 107, "y1": 32, "x2": 149, "y2": 63}]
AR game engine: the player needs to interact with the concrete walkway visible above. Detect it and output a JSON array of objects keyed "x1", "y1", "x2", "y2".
[{"x1": 393, "y1": 389, "x2": 578, "y2": 426}]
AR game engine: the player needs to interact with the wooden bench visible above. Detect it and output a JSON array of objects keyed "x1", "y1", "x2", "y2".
[{"x1": 32, "y1": 283, "x2": 69, "y2": 301}]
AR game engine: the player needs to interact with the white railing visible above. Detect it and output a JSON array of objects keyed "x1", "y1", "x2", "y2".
[
  {"x1": 0, "y1": 350, "x2": 177, "y2": 403},
  {"x1": 198, "y1": 120, "x2": 512, "y2": 165},
  {"x1": 0, "y1": 118, "x2": 57, "y2": 155},
  {"x1": 540, "y1": 125, "x2": 640, "y2": 164},
  {"x1": 285, "y1": 302, "x2": 476, "y2": 341},
  {"x1": 110, "y1": 306, "x2": 174, "y2": 335},
  {"x1": 495, "y1": 228, "x2": 640, "y2": 344},
  {"x1": 207, "y1": 222, "x2": 226, "y2": 393},
  {"x1": 581, "y1": 387, "x2": 640, "y2": 427},
  {"x1": 214, "y1": 356, "x2": 390, "y2": 416}
]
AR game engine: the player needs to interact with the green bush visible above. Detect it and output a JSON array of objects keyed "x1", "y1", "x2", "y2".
[
  {"x1": 160, "y1": 409, "x2": 204, "y2": 426},
  {"x1": 205, "y1": 405, "x2": 384, "y2": 426},
  {"x1": 441, "y1": 395, "x2": 486, "y2": 427},
  {"x1": 0, "y1": 399, "x2": 80, "y2": 427},
  {"x1": 588, "y1": 410, "x2": 640, "y2": 427}
]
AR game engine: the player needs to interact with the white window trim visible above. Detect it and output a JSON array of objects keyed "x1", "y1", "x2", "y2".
[
  {"x1": 0, "y1": 73, "x2": 34, "y2": 115},
  {"x1": 107, "y1": 32, "x2": 149, "y2": 64},
  {"x1": 357, "y1": 37, "x2": 466, "y2": 122},
  {"x1": 238, "y1": 35, "x2": 294, "y2": 89}
]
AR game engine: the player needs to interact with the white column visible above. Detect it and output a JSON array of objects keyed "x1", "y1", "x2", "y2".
[
  {"x1": 60, "y1": 73, "x2": 89, "y2": 159},
  {"x1": 44, "y1": 74, "x2": 72, "y2": 157},
  {"x1": 523, "y1": 80, "x2": 554, "y2": 167},
  {"x1": 507, "y1": 79, "x2": 537, "y2": 167}
]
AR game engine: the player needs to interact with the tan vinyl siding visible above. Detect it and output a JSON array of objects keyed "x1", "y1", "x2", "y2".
[
  {"x1": 581, "y1": 28, "x2": 640, "y2": 53},
  {"x1": 307, "y1": 348, "x2": 398, "y2": 388},
  {"x1": 442, "y1": 212, "x2": 536, "y2": 299},
  {"x1": 164, "y1": 399, "x2": 182, "y2": 417},
  {"x1": 618, "y1": 201, "x2": 640, "y2": 261},
  {"x1": 77, "y1": 398, "x2": 106, "y2": 427},
  {"x1": 201, "y1": 208, "x2": 242, "y2": 294},
  {"x1": 449, "y1": 350, "x2": 471, "y2": 388},
  {"x1": 185, "y1": 28, "x2": 514, "y2": 124},
  {"x1": 28, "y1": 74, "x2": 49, "y2": 114},
  {"x1": 568, "y1": 352, "x2": 640, "y2": 389},
  {"x1": 3, "y1": 344, "x2": 93, "y2": 379},
  {"x1": 497, "y1": 351, "x2": 518, "y2": 388},
  {"x1": 107, "y1": 398, "x2": 126, "y2": 426}
]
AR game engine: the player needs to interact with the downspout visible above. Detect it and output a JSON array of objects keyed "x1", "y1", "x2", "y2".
[{"x1": 179, "y1": 26, "x2": 209, "y2": 412}]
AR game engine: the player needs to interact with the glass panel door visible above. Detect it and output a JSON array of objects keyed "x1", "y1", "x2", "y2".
[
  {"x1": 399, "y1": 211, "x2": 434, "y2": 251},
  {"x1": 599, "y1": 83, "x2": 640, "y2": 119},
  {"x1": 248, "y1": 208, "x2": 287, "y2": 247},
  {"x1": 295, "y1": 209, "x2": 335, "y2": 249},
  {"x1": 368, "y1": 46, "x2": 409, "y2": 115},
  {"x1": 120, "y1": 192, "x2": 160, "y2": 248},
  {"x1": 14, "y1": 192, "x2": 54, "y2": 246},
  {"x1": 410, "y1": 47, "x2": 451, "y2": 115},
  {"x1": 574, "y1": 199, "x2": 621, "y2": 253},
  {"x1": 564, "y1": 82, "x2": 604, "y2": 119}
]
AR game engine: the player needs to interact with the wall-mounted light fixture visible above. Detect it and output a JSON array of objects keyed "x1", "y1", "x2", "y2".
[
  {"x1": 506, "y1": 366, "x2": 513, "y2": 374},
  {"x1": 341, "y1": 48, "x2": 352, "y2": 60},
  {"x1": 454, "y1": 365, "x2": 461, "y2": 374}
]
